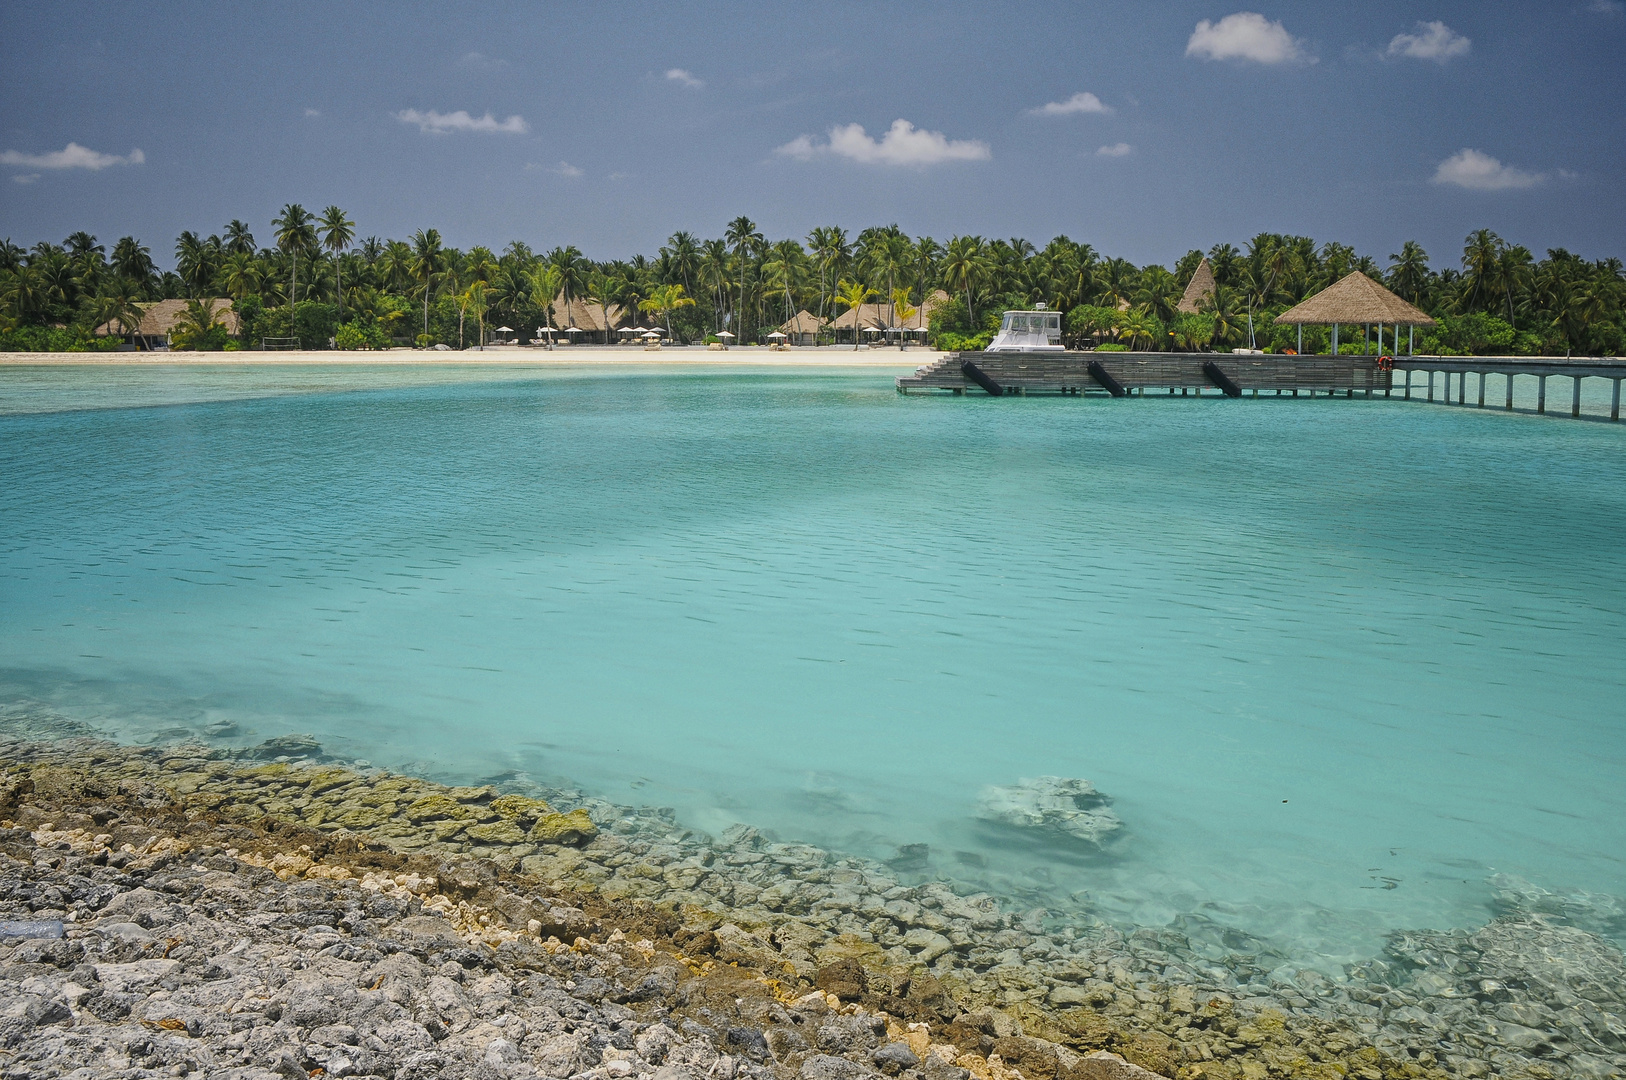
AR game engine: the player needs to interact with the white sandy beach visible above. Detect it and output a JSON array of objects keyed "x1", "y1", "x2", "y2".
[{"x1": 0, "y1": 345, "x2": 937, "y2": 367}]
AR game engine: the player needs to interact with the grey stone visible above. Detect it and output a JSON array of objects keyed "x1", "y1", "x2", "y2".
[
  {"x1": 801, "y1": 1053, "x2": 879, "y2": 1080},
  {"x1": 871, "y1": 1042, "x2": 921, "y2": 1075}
]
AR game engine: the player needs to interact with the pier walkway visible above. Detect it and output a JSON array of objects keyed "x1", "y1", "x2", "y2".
[{"x1": 897, "y1": 352, "x2": 1625, "y2": 421}]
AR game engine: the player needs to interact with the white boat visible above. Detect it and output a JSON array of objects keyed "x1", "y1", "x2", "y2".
[{"x1": 985, "y1": 302, "x2": 1063, "y2": 352}]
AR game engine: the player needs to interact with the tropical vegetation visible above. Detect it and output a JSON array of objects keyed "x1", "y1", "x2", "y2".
[{"x1": 1, "y1": 214, "x2": 1620, "y2": 356}]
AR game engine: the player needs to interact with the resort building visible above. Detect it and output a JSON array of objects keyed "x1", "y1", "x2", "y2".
[
  {"x1": 548, "y1": 291, "x2": 627, "y2": 344},
  {"x1": 94, "y1": 298, "x2": 241, "y2": 350},
  {"x1": 777, "y1": 310, "x2": 823, "y2": 347},
  {"x1": 828, "y1": 289, "x2": 951, "y2": 345}
]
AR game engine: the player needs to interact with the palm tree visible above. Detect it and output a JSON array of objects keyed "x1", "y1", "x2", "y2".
[
  {"x1": 1117, "y1": 307, "x2": 1159, "y2": 350},
  {"x1": 699, "y1": 238, "x2": 732, "y2": 332},
  {"x1": 110, "y1": 237, "x2": 157, "y2": 295},
  {"x1": 547, "y1": 246, "x2": 585, "y2": 329},
  {"x1": 174, "y1": 231, "x2": 214, "y2": 298},
  {"x1": 762, "y1": 239, "x2": 804, "y2": 328},
  {"x1": 272, "y1": 204, "x2": 316, "y2": 310},
  {"x1": 89, "y1": 287, "x2": 145, "y2": 347},
  {"x1": 408, "y1": 228, "x2": 445, "y2": 339},
  {"x1": 724, "y1": 217, "x2": 762, "y2": 335},
  {"x1": 224, "y1": 220, "x2": 256, "y2": 255},
  {"x1": 833, "y1": 279, "x2": 877, "y2": 349},
  {"x1": 662, "y1": 232, "x2": 700, "y2": 294},
  {"x1": 220, "y1": 252, "x2": 261, "y2": 300},
  {"x1": 1387, "y1": 241, "x2": 1430, "y2": 305},
  {"x1": 1461, "y1": 229, "x2": 1503, "y2": 313},
  {"x1": 317, "y1": 206, "x2": 356, "y2": 318},
  {"x1": 640, "y1": 283, "x2": 697, "y2": 339},
  {"x1": 941, "y1": 236, "x2": 987, "y2": 327},
  {"x1": 1200, "y1": 286, "x2": 1245, "y2": 348},
  {"x1": 526, "y1": 263, "x2": 563, "y2": 337}
]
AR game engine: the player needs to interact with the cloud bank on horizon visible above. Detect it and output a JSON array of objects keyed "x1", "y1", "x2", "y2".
[{"x1": 776, "y1": 120, "x2": 991, "y2": 167}]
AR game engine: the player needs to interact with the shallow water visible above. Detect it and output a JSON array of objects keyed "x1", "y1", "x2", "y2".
[{"x1": 2, "y1": 363, "x2": 1622, "y2": 967}]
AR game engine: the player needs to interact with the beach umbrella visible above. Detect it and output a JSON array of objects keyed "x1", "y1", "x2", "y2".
[
  {"x1": 767, "y1": 331, "x2": 787, "y2": 339},
  {"x1": 495, "y1": 326, "x2": 513, "y2": 333},
  {"x1": 716, "y1": 331, "x2": 735, "y2": 339},
  {"x1": 565, "y1": 327, "x2": 582, "y2": 334},
  {"x1": 642, "y1": 330, "x2": 661, "y2": 338}
]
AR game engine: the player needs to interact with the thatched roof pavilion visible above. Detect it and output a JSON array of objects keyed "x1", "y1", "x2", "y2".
[
  {"x1": 1274, "y1": 272, "x2": 1434, "y2": 327},
  {"x1": 778, "y1": 310, "x2": 824, "y2": 345},
  {"x1": 1273, "y1": 271, "x2": 1433, "y2": 356},
  {"x1": 95, "y1": 298, "x2": 241, "y2": 340},
  {"x1": 1176, "y1": 258, "x2": 1216, "y2": 314}
]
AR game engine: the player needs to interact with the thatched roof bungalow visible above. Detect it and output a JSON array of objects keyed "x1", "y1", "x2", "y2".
[
  {"x1": 549, "y1": 291, "x2": 627, "y2": 342},
  {"x1": 830, "y1": 289, "x2": 950, "y2": 343},
  {"x1": 777, "y1": 310, "x2": 824, "y2": 346},
  {"x1": 95, "y1": 298, "x2": 241, "y2": 347}
]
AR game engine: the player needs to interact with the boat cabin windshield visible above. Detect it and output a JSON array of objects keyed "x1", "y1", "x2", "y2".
[{"x1": 1001, "y1": 312, "x2": 1061, "y2": 333}]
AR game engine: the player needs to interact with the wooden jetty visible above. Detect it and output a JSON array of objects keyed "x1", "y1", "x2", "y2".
[{"x1": 897, "y1": 352, "x2": 1625, "y2": 421}]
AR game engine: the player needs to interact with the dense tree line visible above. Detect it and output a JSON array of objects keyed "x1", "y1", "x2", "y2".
[{"x1": 1, "y1": 205, "x2": 1620, "y2": 356}]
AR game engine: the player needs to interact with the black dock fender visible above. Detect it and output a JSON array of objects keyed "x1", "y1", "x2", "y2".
[
  {"x1": 1201, "y1": 360, "x2": 1243, "y2": 397},
  {"x1": 960, "y1": 359, "x2": 1004, "y2": 396},
  {"x1": 1086, "y1": 360, "x2": 1127, "y2": 397}
]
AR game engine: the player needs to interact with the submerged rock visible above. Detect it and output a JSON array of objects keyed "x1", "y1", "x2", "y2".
[{"x1": 974, "y1": 777, "x2": 1122, "y2": 847}]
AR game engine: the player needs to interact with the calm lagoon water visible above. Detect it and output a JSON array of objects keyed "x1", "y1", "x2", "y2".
[{"x1": 2, "y1": 362, "x2": 1623, "y2": 966}]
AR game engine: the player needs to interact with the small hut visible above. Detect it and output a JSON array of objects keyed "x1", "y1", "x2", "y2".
[
  {"x1": 1274, "y1": 271, "x2": 1435, "y2": 355},
  {"x1": 1176, "y1": 258, "x2": 1216, "y2": 314},
  {"x1": 95, "y1": 298, "x2": 241, "y2": 350},
  {"x1": 550, "y1": 291, "x2": 626, "y2": 343},
  {"x1": 778, "y1": 310, "x2": 823, "y2": 346},
  {"x1": 830, "y1": 289, "x2": 950, "y2": 345}
]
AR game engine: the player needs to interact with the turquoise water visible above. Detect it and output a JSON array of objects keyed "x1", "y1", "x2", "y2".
[{"x1": 2, "y1": 363, "x2": 1623, "y2": 966}]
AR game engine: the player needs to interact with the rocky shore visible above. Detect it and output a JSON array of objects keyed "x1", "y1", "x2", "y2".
[{"x1": 1, "y1": 727, "x2": 1622, "y2": 1080}]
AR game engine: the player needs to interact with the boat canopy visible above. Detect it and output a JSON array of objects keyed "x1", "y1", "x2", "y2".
[{"x1": 986, "y1": 304, "x2": 1063, "y2": 353}]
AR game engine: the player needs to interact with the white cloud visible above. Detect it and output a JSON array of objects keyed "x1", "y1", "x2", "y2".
[
  {"x1": 550, "y1": 161, "x2": 583, "y2": 178},
  {"x1": 0, "y1": 143, "x2": 145, "y2": 170},
  {"x1": 1186, "y1": 12, "x2": 1311, "y2": 64},
  {"x1": 776, "y1": 119, "x2": 990, "y2": 167},
  {"x1": 394, "y1": 109, "x2": 528, "y2": 135},
  {"x1": 1588, "y1": 0, "x2": 1622, "y2": 14},
  {"x1": 665, "y1": 68, "x2": 703, "y2": 88},
  {"x1": 608, "y1": 171, "x2": 633, "y2": 181},
  {"x1": 1432, "y1": 149, "x2": 1544, "y2": 190},
  {"x1": 1386, "y1": 21, "x2": 1471, "y2": 61},
  {"x1": 304, "y1": 108, "x2": 322, "y2": 117},
  {"x1": 1096, "y1": 143, "x2": 1133, "y2": 157},
  {"x1": 1031, "y1": 92, "x2": 1112, "y2": 116},
  {"x1": 12, "y1": 173, "x2": 40, "y2": 184}
]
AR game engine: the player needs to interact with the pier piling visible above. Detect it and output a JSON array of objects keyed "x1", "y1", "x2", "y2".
[{"x1": 1538, "y1": 375, "x2": 1547, "y2": 414}]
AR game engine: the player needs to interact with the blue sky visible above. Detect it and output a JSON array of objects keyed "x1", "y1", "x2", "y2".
[{"x1": 2, "y1": 1, "x2": 1623, "y2": 270}]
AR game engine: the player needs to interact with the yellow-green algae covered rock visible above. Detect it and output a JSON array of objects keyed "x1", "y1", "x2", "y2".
[
  {"x1": 528, "y1": 808, "x2": 596, "y2": 845},
  {"x1": 490, "y1": 793, "x2": 552, "y2": 821},
  {"x1": 405, "y1": 794, "x2": 473, "y2": 823}
]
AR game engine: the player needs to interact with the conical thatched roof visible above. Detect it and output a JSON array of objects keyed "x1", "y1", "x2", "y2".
[
  {"x1": 1274, "y1": 271, "x2": 1435, "y2": 326},
  {"x1": 1176, "y1": 258, "x2": 1215, "y2": 314},
  {"x1": 94, "y1": 298, "x2": 241, "y2": 337},
  {"x1": 779, "y1": 309, "x2": 823, "y2": 336}
]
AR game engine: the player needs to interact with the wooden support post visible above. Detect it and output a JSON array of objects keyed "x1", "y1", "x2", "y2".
[
  {"x1": 1428, "y1": 370, "x2": 1435, "y2": 402},
  {"x1": 1297, "y1": 324, "x2": 1302, "y2": 354},
  {"x1": 1506, "y1": 373, "x2": 1514, "y2": 410},
  {"x1": 1613, "y1": 378, "x2": 1621, "y2": 421},
  {"x1": 1572, "y1": 376, "x2": 1581, "y2": 418},
  {"x1": 1408, "y1": 325, "x2": 1414, "y2": 356},
  {"x1": 1538, "y1": 374, "x2": 1547, "y2": 413},
  {"x1": 1332, "y1": 324, "x2": 1338, "y2": 356},
  {"x1": 1458, "y1": 371, "x2": 1466, "y2": 405},
  {"x1": 1404, "y1": 369, "x2": 1411, "y2": 399},
  {"x1": 1478, "y1": 371, "x2": 1485, "y2": 407}
]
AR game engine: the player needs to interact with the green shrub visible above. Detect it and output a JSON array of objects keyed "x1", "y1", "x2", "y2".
[
  {"x1": 0, "y1": 326, "x2": 121, "y2": 352},
  {"x1": 334, "y1": 323, "x2": 370, "y2": 350},
  {"x1": 1093, "y1": 342, "x2": 1129, "y2": 352}
]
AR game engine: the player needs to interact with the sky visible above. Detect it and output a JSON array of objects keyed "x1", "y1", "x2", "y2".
[{"x1": 2, "y1": 1, "x2": 1624, "y2": 271}]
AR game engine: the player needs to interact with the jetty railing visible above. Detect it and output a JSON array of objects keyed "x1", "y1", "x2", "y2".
[{"x1": 898, "y1": 352, "x2": 1625, "y2": 421}]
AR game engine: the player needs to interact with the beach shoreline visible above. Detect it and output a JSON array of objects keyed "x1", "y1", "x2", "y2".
[
  {"x1": 0, "y1": 347, "x2": 932, "y2": 368},
  {"x1": 3, "y1": 717, "x2": 1621, "y2": 1080}
]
